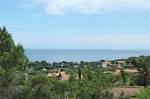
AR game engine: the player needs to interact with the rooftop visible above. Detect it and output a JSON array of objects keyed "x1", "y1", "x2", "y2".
[{"x1": 112, "y1": 86, "x2": 144, "y2": 98}]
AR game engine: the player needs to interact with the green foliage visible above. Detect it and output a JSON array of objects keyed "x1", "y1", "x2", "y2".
[
  {"x1": 133, "y1": 58, "x2": 150, "y2": 86},
  {"x1": 0, "y1": 27, "x2": 28, "y2": 71},
  {"x1": 28, "y1": 61, "x2": 52, "y2": 70},
  {"x1": 65, "y1": 68, "x2": 77, "y2": 74},
  {"x1": 118, "y1": 91, "x2": 130, "y2": 99},
  {"x1": 120, "y1": 68, "x2": 126, "y2": 85},
  {"x1": 129, "y1": 57, "x2": 139, "y2": 67},
  {"x1": 75, "y1": 67, "x2": 113, "y2": 99},
  {"x1": 17, "y1": 66, "x2": 114, "y2": 99},
  {"x1": 30, "y1": 74, "x2": 49, "y2": 87},
  {"x1": 0, "y1": 67, "x2": 5, "y2": 76},
  {"x1": 0, "y1": 26, "x2": 28, "y2": 99},
  {"x1": 136, "y1": 88, "x2": 150, "y2": 99},
  {"x1": 120, "y1": 68, "x2": 132, "y2": 86}
]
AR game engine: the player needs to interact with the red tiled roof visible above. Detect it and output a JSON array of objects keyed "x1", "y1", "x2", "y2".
[
  {"x1": 112, "y1": 70, "x2": 120, "y2": 75},
  {"x1": 60, "y1": 72, "x2": 70, "y2": 80},
  {"x1": 103, "y1": 61, "x2": 111, "y2": 64},
  {"x1": 112, "y1": 86, "x2": 144, "y2": 98}
]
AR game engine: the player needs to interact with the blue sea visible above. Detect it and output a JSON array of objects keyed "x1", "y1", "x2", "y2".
[{"x1": 25, "y1": 49, "x2": 150, "y2": 63}]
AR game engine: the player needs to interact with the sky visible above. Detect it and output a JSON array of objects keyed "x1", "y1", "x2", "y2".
[{"x1": 0, "y1": 0, "x2": 150, "y2": 49}]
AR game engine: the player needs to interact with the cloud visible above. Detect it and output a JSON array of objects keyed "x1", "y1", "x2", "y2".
[{"x1": 30, "y1": 0, "x2": 150, "y2": 15}]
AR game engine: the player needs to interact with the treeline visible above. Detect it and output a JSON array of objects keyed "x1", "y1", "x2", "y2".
[
  {"x1": 28, "y1": 55, "x2": 150, "y2": 70},
  {"x1": 28, "y1": 60, "x2": 102, "y2": 70}
]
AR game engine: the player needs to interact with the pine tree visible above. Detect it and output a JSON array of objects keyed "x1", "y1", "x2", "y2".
[{"x1": 0, "y1": 26, "x2": 28, "y2": 99}]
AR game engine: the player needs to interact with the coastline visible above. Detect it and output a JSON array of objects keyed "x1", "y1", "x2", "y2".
[{"x1": 25, "y1": 49, "x2": 150, "y2": 63}]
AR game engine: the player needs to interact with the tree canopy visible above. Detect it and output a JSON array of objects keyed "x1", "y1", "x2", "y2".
[{"x1": 0, "y1": 26, "x2": 28, "y2": 99}]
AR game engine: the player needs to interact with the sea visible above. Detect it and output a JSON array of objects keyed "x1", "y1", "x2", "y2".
[{"x1": 25, "y1": 49, "x2": 150, "y2": 63}]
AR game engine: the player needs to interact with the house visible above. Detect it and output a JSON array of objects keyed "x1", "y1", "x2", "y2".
[
  {"x1": 102, "y1": 61, "x2": 111, "y2": 68},
  {"x1": 112, "y1": 69, "x2": 138, "y2": 75},
  {"x1": 112, "y1": 86, "x2": 144, "y2": 98},
  {"x1": 74, "y1": 65, "x2": 79, "y2": 68},
  {"x1": 47, "y1": 68, "x2": 62, "y2": 77},
  {"x1": 128, "y1": 63, "x2": 134, "y2": 67},
  {"x1": 112, "y1": 70, "x2": 121, "y2": 75},
  {"x1": 59, "y1": 71, "x2": 70, "y2": 80},
  {"x1": 117, "y1": 61, "x2": 126, "y2": 64},
  {"x1": 113, "y1": 64, "x2": 121, "y2": 68},
  {"x1": 124, "y1": 69, "x2": 138, "y2": 74},
  {"x1": 116, "y1": 61, "x2": 126, "y2": 68},
  {"x1": 47, "y1": 72, "x2": 60, "y2": 77},
  {"x1": 42, "y1": 68, "x2": 47, "y2": 71}
]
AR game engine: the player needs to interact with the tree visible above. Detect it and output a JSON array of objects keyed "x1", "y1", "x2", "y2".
[
  {"x1": 120, "y1": 68, "x2": 126, "y2": 86},
  {"x1": 129, "y1": 57, "x2": 139, "y2": 67},
  {"x1": 0, "y1": 26, "x2": 28, "y2": 99},
  {"x1": 76, "y1": 67, "x2": 113, "y2": 99},
  {"x1": 78, "y1": 67, "x2": 82, "y2": 80},
  {"x1": 134, "y1": 58, "x2": 150, "y2": 86}
]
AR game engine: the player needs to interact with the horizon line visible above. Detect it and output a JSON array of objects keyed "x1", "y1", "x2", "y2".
[{"x1": 24, "y1": 48, "x2": 150, "y2": 50}]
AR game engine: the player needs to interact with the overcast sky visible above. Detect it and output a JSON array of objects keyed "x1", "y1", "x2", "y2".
[{"x1": 0, "y1": 0, "x2": 150, "y2": 49}]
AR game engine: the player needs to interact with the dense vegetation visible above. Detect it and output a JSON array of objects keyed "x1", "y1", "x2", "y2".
[
  {"x1": 0, "y1": 27, "x2": 28, "y2": 99},
  {"x1": 0, "y1": 27, "x2": 150, "y2": 99}
]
